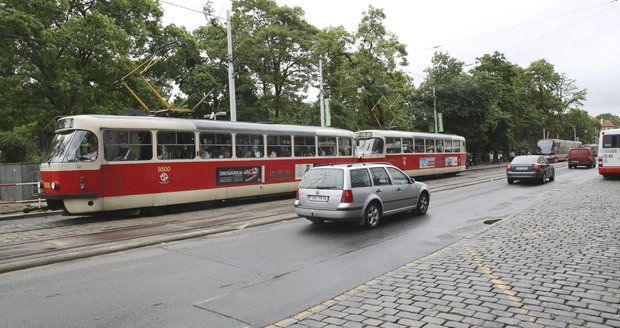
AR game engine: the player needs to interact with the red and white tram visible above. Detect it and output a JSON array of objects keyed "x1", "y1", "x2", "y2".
[
  {"x1": 39, "y1": 115, "x2": 356, "y2": 214},
  {"x1": 355, "y1": 130, "x2": 467, "y2": 176}
]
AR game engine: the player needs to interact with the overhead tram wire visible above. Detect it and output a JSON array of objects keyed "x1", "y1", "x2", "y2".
[
  {"x1": 159, "y1": 0, "x2": 227, "y2": 22},
  {"x1": 505, "y1": 2, "x2": 620, "y2": 51},
  {"x1": 410, "y1": 0, "x2": 619, "y2": 54}
]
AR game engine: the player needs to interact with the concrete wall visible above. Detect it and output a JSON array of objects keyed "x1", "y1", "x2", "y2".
[{"x1": 0, "y1": 163, "x2": 40, "y2": 201}]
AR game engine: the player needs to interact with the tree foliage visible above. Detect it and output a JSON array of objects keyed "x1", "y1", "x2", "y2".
[{"x1": 0, "y1": 0, "x2": 604, "y2": 163}]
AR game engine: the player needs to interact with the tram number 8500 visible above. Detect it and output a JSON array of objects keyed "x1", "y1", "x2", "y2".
[{"x1": 157, "y1": 166, "x2": 172, "y2": 173}]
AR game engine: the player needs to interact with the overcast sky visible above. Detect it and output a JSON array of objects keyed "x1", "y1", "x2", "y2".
[{"x1": 162, "y1": 0, "x2": 620, "y2": 117}]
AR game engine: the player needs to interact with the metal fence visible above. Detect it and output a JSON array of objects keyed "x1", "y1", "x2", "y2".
[{"x1": 0, "y1": 163, "x2": 40, "y2": 202}]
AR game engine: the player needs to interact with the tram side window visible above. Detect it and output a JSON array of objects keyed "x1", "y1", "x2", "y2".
[
  {"x1": 267, "y1": 135, "x2": 292, "y2": 158},
  {"x1": 444, "y1": 140, "x2": 453, "y2": 152},
  {"x1": 338, "y1": 137, "x2": 352, "y2": 156},
  {"x1": 318, "y1": 136, "x2": 336, "y2": 156},
  {"x1": 294, "y1": 136, "x2": 316, "y2": 157},
  {"x1": 157, "y1": 131, "x2": 195, "y2": 160},
  {"x1": 414, "y1": 139, "x2": 425, "y2": 153},
  {"x1": 453, "y1": 140, "x2": 461, "y2": 153},
  {"x1": 386, "y1": 138, "x2": 401, "y2": 154},
  {"x1": 236, "y1": 134, "x2": 264, "y2": 158},
  {"x1": 104, "y1": 130, "x2": 152, "y2": 161},
  {"x1": 200, "y1": 133, "x2": 232, "y2": 159},
  {"x1": 402, "y1": 138, "x2": 413, "y2": 153},
  {"x1": 425, "y1": 139, "x2": 435, "y2": 153},
  {"x1": 436, "y1": 140, "x2": 444, "y2": 153}
]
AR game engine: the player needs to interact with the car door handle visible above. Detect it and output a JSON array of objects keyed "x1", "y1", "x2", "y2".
[
  {"x1": 397, "y1": 187, "x2": 402, "y2": 191},
  {"x1": 376, "y1": 189, "x2": 382, "y2": 193}
]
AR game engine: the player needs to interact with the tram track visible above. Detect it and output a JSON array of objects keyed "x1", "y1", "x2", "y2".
[{"x1": 0, "y1": 165, "x2": 531, "y2": 274}]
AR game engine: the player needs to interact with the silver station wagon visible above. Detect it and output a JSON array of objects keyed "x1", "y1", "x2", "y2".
[{"x1": 294, "y1": 163, "x2": 430, "y2": 228}]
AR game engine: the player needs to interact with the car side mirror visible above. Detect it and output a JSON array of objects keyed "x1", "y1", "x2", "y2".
[{"x1": 409, "y1": 177, "x2": 415, "y2": 184}]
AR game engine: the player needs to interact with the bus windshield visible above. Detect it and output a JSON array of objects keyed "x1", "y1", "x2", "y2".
[
  {"x1": 536, "y1": 140, "x2": 554, "y2": 155},
  {"x1": 356, "y1": 138, "x2": 384, "y2": 156},
  {"x1": 47, "y1": 130, "x2": 98, "y2": 163}
]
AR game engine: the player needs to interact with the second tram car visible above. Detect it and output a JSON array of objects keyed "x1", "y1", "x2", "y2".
[
  {"x1": 355, "y1": 130, "x2": 467, "y2": 176},
  {"x1": 598, "y1": 128, "x2": 620, "y2": 177},
  {"x1": 535, "y1": 139, "x2": 582, "y2": 163},
  {"x1": 39, "y1": 115, "x2": 356, "y2": 214}
]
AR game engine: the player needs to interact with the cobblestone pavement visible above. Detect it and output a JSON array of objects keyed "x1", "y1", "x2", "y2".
[{"x1": 268, "y1": 177, "x2": 620, "y2": 328}]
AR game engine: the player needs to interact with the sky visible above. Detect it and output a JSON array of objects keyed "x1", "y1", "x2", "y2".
[{"x1": 161, "y1": 0, "x2": 620, "y2": 117}]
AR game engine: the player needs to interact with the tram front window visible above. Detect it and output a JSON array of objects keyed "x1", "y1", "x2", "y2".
[
  {"x1": 356, "y1": 138, "x2": 384, "y2": 156},
  {"x1": 47, "y1": 130, "x2": 98, "y2": 163},
  {"x1": 536, "y1": 140, "x2": 554, "y2": 155}
]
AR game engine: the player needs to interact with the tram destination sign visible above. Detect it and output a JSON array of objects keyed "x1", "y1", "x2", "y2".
[{"x1": 216, "y1": 166, "x2": 263, "y2": 185}]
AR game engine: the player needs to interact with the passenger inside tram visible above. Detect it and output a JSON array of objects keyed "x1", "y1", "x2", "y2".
[{"x1": 158, "y1": 145, "x2": 170, "y2": 160}]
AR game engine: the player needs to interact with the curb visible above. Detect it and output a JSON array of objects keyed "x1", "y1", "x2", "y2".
[
  {"x1": 0, "y1": 210, "x2": 63, "y2": 221},
  {"x1": 0, "y1": 213, "x2": 299, "y2": 274}
]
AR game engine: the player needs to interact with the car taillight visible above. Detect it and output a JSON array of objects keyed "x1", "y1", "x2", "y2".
[
  {"x1": 506, "y1": 164, "x2": 511, "y2": 171},
  {"x1": 598, "y1": 157, "x2": 603, "y2": 167},
  {"x1": 295, "y1": 189, "x2": 300, "y2": 200},
  {"x1": 341, "y1": 190, "x2": 353, "y2": 203},
  {"x1": 532, "y1": 164, "x2": 541, "y2": 171}
]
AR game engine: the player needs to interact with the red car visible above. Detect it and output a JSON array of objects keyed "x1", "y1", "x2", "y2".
[{"x1": 568, "y1": 147, "x2": 596, "y2": 169}]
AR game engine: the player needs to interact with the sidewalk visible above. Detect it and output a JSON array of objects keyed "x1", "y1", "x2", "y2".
[{"x1": 269, "y1": 176, "x2": 620, "y2": 328}]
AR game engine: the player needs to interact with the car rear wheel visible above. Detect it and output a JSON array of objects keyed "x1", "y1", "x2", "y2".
[
  {"x1": 507, "y1": 178, "x2": 514, "y2": 184},
  {"x1": 414, "y1": 192, "x2": 429, "y2": 215},
  {"x1": 364, "y1": 202, "x2": 382, "y2": 229},
  {"x1": 540, "y1": 172, "x2": 546, "y2": 184}
]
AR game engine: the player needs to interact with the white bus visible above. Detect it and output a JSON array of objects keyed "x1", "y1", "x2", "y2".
[{"x1": 598, "y1": 128, "x2": 620, "y2": 178}]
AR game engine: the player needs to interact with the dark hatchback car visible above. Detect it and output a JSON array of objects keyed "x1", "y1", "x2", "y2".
[{"x1": 506, "y1": 155, "x2": 555, "y2": 184}]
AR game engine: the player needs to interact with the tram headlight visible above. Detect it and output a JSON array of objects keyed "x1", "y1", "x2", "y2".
[{"x1": 51, "y1": 181, "x2": 59, "y2": 190}]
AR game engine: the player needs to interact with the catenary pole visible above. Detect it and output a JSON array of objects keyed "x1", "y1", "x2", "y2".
[
  {"x1": 227, "y1": 10, "x2": 237, "y2": 122},
  {"x1": 433, "y1": 86, "x2": 438, "y2": 133},
  {"x1": 319, "y1": 59, "x2": 325, "y2": 127}
]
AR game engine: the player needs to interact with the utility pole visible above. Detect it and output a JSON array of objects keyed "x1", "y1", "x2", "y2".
[
  {"x1": 319, "y1": 59, "x2": 325, "y2": 127},
  {"x1": 226, "y1": 10, "x2": 237, "y2": 122},
  {"x1": 432, "y1": 86, "x2": 438, "y2": 133},
  {"x1": 573, "y1": 125, "x2": 577, "y2": 141}
]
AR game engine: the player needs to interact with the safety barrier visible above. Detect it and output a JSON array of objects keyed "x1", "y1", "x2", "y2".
[{"x1": 0, "y1": 182, "x2": 42, "y2": 205}]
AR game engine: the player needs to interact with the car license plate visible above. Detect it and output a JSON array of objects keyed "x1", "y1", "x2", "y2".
[
  {"x1": 308, "y1": 195, "x2": 329, "y2": 202},
  {"x1": 515, "y1": 166, "x2": 528, "y2": 171}
]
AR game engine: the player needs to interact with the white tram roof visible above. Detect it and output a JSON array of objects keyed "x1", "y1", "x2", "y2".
[
  {"x1": 61, "y1": 115, "x2": 355, "y2": 137},
  {"x1": 356, "y1": 129, "x2": 465, "y2": 141}
]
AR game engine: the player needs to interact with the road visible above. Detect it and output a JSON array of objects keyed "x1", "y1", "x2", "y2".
[{"x1": 0, "y1": 164, "x2": 600, "y2": 327}]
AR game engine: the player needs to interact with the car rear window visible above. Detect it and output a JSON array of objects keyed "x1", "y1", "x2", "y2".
[
  {"x1": 511, "y1": 156, "x2": 537, "y2": 164},
  {"x1": 300, "y1": 168, "x2": 344, "y2": 190},
  {"x1": 570, "y1": 149, "x2": 589, "y2": 155}
]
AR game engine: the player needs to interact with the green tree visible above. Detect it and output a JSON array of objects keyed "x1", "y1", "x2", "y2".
[
  {"x1": 415, "y1": 52, "x2": 502, "y2": 157},
  {"x1": 232, "y1": 0, "x2": 318, "y2": 121},
  {"x1": 0, "y1": 0, "x2": 165, "y2": 156},
  {"x1": 351, "y1": 6, "x2": 412, "y2": 129}
]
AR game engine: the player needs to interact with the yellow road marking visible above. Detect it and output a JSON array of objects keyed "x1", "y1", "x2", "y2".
[{"x1": 465, "y1": 245, "x2": 535, "y2": 322}]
